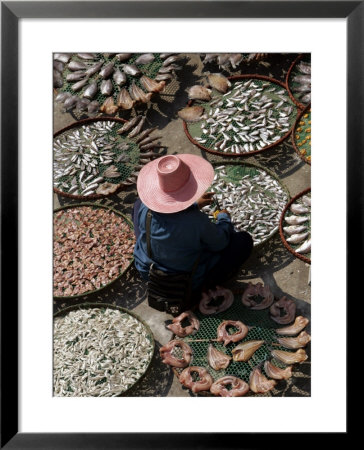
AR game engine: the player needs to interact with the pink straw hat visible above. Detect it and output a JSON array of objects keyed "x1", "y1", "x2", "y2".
[{"x1": 137, "y1": 154, "x2": 214, "y2": 213}]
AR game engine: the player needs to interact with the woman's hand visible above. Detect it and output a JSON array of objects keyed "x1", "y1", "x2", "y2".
[{"x1": 197, "y1": 192, "x2": 215, "y2": 209}]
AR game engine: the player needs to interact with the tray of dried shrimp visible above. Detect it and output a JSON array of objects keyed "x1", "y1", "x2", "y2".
[
  {"x1": 200, "y1": 162, "x2": 290, "y2": 247},
  {"x1": 53, "y1": 303, "x2": 155, "y2": 397},
  {"x1": 54, "y1": 52, "x2": 188, "y2": 116},
  {"x1": 292, "y1": 104, "x2": 311, "y2": 165},
  {"x1": 181, "y1": 74, "x2": 298, "y2": 157},
  {"x1": 53, "y1": 204, "x2": 135, "y2": 299},
  {"x1": 163, "y1": 290, "x2": 310, "y2": 397},
  {"x1": 53, "y1": 117, "x2": 161, "y2": 199},
  {"x1": 286, "y1": 54, "x2": 311, "y2": 110},
  {"x1": 279, "y1": 188, "x2": 311, "y2": 264}
]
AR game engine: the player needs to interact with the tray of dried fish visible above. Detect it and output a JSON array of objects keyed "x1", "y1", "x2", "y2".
[
  {"x1": 53, "y1": 303, "x2": 154, "y2": 397},
  {"x1": 53, "y1": 204, "x2": 135, "y2": 299},
  {"x1": 292, "y1": 104, "x2": 311, "y2": 165},
  {"x1": 181, "y1": 74, "x2": 298, "y2": 157},
  {"x1": 54, "y1": 52, "x2": 187, "y2": 116},
  {"x1": 286, "y1": 54, "x2": 311, "y2": 110},
  {"x1": 161, "y1": 292, "x2": 310, "y2": 397},
  {"x1": 53, "y1": 117, "x2": 161, "y2": 199},
  {"x1": 201, "y1": 162, "x2": 290, "y2": 247},
  {"x1": 279, "y1": 188, "x2": 311, "y2": 264}
]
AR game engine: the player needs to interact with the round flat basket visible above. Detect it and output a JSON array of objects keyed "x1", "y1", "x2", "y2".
[
  {"x1": 53, "y1": 203, "x2": 135, "y2": 299},
  {"x1": 53, "y1": 302, "x2": 155, "y2": 397},
  {"x1": 279, "y1": 188, "x2": 311, "y2": 264},
  {"x1": 286, "y1": 54, "x2": 311, "y2": 111},
  {"x1": 54, "y1": 52, "x2": 184, "y2": 116},
  {"x1": 53, "y1": 117, "x2": 156, "y2": 200},
  {"x1": 291, "y1": 104, "x2": 311, "y2": 165},
  {"x1": 201, "y1": 161, "x2": 290, "y2": 248},
  {"x1": 183, "y1": 74, "x2": 298, "y2": 157},
  {"x1": 171, "y1": 294, "x2": 310, "y2": 397}
]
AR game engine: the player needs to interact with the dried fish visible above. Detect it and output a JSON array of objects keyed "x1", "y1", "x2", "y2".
[
  {"x1": 207, "y1": 73, "x2": 231, "y2": 93},
  {"x1": 199, "y1": 286, "x2": 234, "y2": 314},
  {"x1": 100, "y1": 79, "x2": 114, "y2": 96},
  {"x1": 160, "y1": 340, "x2": 192, "y2": 368},
  {"x1": 207, "y1": 344, "x2": 231, "y2": 370},
  {"x1": 271, "y1": 348, "x2": 308, "y2": 364},
  {"x1": 135, "y1": 53, "x2": 155, "y2": 65},
  {"x1": 187, "y1": 85, "x2": 212, "y2": 101},
  {"x1": 270, "y1": 296, "x2": 296, "y2": 325},
  {"x1": 100, "y1": 96, "x2": 118, "y2": 115},
  {"x1": 166, "y1": 310, "x2": 200, "y2": 337},
  {"x1": 116, "y1": 88, "x2": 135, "y2": 110},
  {"x1": 217, "y1": 320, "x2": 249, "y2": 346},
  {"x1": 210, "y1": 376, "x2": 249, "y2": 397},
  {"x1": 113, "y1": 69, "x2": 127, "y2": 86},
  {"x1": 100, "y1": 62, "x2": 114, "y2": 79},
  {"x1": 122, "y1": 64, "x2": 140, "y2": 76},
  {"x1": 178, "y1": 105, "x2": 206, "y2": 123},
  {"x1": 276, "y1": 316, "x2": 309, "y2": 336},
  {"x1": 249, "y1": 367, "x2": 276, "y2": 393},
  {"x1": 140, "y1": 75, "x2": 165, "y2": 93},
  {"x1": 83, "y1": 81, "x2": 98, "y2": 99},
  {"x1": 232, "y1": 340, "x2": 264, "y2": 362},
  {"x1": 264, "y1": 360, "x2": 293, "y2": 380},
  {"x1": 276, "y1": 331, "x2": 311, "y2": 349},
  {"x1": 179, "y1": 366, "x2": 213, "y2": 393}
]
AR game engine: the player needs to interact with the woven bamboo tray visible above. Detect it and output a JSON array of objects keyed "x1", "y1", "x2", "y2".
[
  {"x1": 286, "y1": 54, "x2": 311, "y2": 111},
  {"x1": 183, "y1": 74, "x2": 298, "y2": 157},
  {"x1": 53, "y1": 203, "x2": 135, "y2": 300},
  {"x1": 53, "y1": 116, "x2": 153, "y2": 200},
  {"x1": 54, "y1": 302, "x2": 155, "y2": 397},
  {"x1": 279, "y1": 187, "x2": 311, "y2": 264},
  {"x1": 291, "y1": 103, "x2": 311, "y2": 165},
  {"x1": 170, "y1": 293, "x2": 310, "y2": 397},
  {"x1": 206, "y1": 161, "x2": 290, "y2": 249}
]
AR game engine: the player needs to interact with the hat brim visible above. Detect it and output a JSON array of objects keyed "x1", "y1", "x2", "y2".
[{"x1": 137, "y1": 154, "x2": 215, "y2": 213}]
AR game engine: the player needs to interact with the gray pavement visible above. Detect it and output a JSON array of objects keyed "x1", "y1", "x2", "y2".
[{"x1": 53, "y1": 53, "x2": 311, "y2": 397}]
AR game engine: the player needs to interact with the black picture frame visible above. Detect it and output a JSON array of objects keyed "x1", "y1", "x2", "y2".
[{"x1": 1, "y1": 1, "x2": 357, "y2": 448}]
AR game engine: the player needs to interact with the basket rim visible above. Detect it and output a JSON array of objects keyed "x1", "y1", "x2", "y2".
[
  {"x1": 53, "y1": 301, "x2": 155, "y2": 397},
  {"x1": 53, "y1": 116, "x2": 138, "y2": 200},
  {"x1": 210, "y1": 160, "x2": 291, "y2": 249},
  {"x1": 291, "y1": 103, "x2": 311, "y2": 165},
  {"x1": 53, "y1": 203, "x2": 135, "y2": 300},
  {"x1": 285, "y1": 53, "x2": 310, "y2": 111},
  {"x1": 279, "y1": 187, "x2": 311, "y2": 264},
  {"x1": 183, "y1": 73, "x2": 300, "y2": 158}
]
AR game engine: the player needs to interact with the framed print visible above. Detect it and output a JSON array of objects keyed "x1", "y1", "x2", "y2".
[{"x1": 1, "y1": 1, "x2": 358, "y2": 448}]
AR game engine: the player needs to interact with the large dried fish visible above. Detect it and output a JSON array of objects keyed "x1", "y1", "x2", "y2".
[
  {"x1": 178, "y1": 105, "x2": 206, "y2": 123},
  {"x1": 85, "y1": 61, "x2": 104, "y2": 77},
  {"x1": 116, "y1": 88, "x2": 135, "y2": 110},
  {"x1": 271, "y1": 348, "x2": 308, "y2": 364},
  {"x1": 276, "y1": 316, "x2": 309, "y2": 336},
  {"x1": 100, "y1": 62, "x2": 114, "y2": 79},
  {"x1": 276, "y1": 331, "x2": 311, "y2": 349},
  {"x1": 207, "y1": 73, "x2": 231, "y2": 94},
  {"x1": 100, "y1": 79, "x2": 113, "y2": 96},
  {"x1": 187, "y1": 85, "x2": 212, "y2": 102},
  {"x1": 135, "y1": 53, "x2": 155, "y2": 65},
  {"x1": 217, "y1": 320, "x2": 248, "y2": 346},
  {"x1": 166, "y1": 310, "x2": 200, "y2": 337},
  {"x1": 207, "y1": 344, "x2": 231, "y2": 370},
  {"x1": 83, "y1": 81, "x2": 98, "y2": 99},
  {"x1": 249, "y1": 367, "x2": 276, "y2": 393},
  {"x1": 122, "y1": 64, "x2": 141, "y2": 76},
  {"x1": 68, "y1": 60, "x2": 88, "y2": 71},
  {"x1": 232, "y1": 340, "x2": 264, "y2": 362},
  {"x1": 140, "y1": 75, "x2": 165, "y2": 93},
  {"x1": 210, "y1": 376, "x2": 249, "y2": 397},
  {"x1": 160, "y1": 340, "x2": 192, "y2": 368},
  {"x1": 179, "y1": 366, "x2": 213, "y2": 393},
  {"x1": 113, "y1": 69, "x2": 127, "y2": 86},
  {"x1": 264, "y1": 360, "x2": 293, "y2": 380},
  {"x1": 130, "y1": 82, "x2": 152, "y2": 103},
  {"x1": 96, "y1": 182, "x2": 119, "y2": 195},
  {"x1": 100, "y1": 97, "x2": 118, "y2": 115},
  {"x1": 295, "y1": 238, "x2": 311, "y2": 254},
  {"x1": 270, "y1": 296, "x2": 296, "y2": 325}
]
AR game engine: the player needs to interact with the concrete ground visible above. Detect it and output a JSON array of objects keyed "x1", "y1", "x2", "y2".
[{"x1": 53, "y1": 53, "x2": 311, "y2": 397}]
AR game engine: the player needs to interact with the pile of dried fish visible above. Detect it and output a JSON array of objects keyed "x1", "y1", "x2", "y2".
[
  {"x1": 289, "y1": 59, "x2": 311, "y2": 105},
  {"x1": 201, "y1": 53, "x2": 269, "y2": 71},
  {"x1": 53, "y1": 307, "x2": 154, "y2": 396},
  {"x1": 201, "y1": 165, "x2": 289, "y2": 245},
  {"x1": 184, "y1": 77, "x2": 296, "y2": 155},
  {"x1": 282, "y1": 191, "x2": 311, "y2": 257},
  {"x1": 53, "y1": 206, "x2": 135, "y2": 297},
  {"x1": 53, "y1": 118, "x2": 160, "y2": 197},
  {"x1": 54, "y1": 53, "x2": 186, "y2": 115}
]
